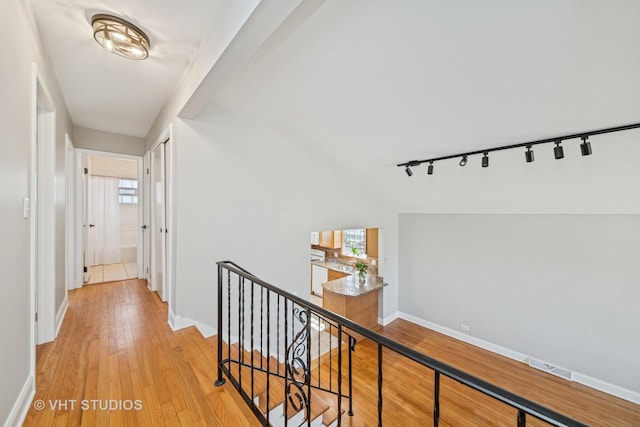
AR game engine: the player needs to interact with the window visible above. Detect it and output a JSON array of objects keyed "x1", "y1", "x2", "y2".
[
  {"x1": 118, "y1": 179, "x2": 138, "y2": 204},
  {"x1": 342, "y1": 229, "x2": 366, "y2": 257}
]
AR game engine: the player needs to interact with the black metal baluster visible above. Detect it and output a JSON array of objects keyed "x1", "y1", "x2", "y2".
[
  {"x1": 306, "y1": 308, "x2": 312, "y2": 427},
  {"x1": 284, "y1": 299, "x2": 289, "y2": 424},
  {"x1": 260, "y1": 287, "x2": 264, "y2": 370},
  {"x1": 317, "y1": 314, "x2": 321, "y2": 389},
  {"x1": 277, "y1": 295, "x2": 280, "y2": 376},
  {"x1": 239, "y1": 275, "x2": 243, "y2": 389},
  {"x1": 329, "y1": 323, "x2": 333, "y2": 392},
  {"x1": 227, "y1": 269, "x2": 231, "y2": 373},
  {"x1": 250, "y1": 281, "x2": 255, "y2": 403},
  {"x1": 337, "y1": 325, "x2": 342, "y2": 426},
  {"x1": 348, "y1": 336, "x2": 354, "y2": 416},
  {"x1": 215, "y1": 265, "x2": 225, "y2": 386},
  {"x1": 517, "y1": 410, "x2": 526, "y2": 427},
  {"x1": 378, "y1": 343, "x2": 383, "y2": 427},
  {"x1": 434, "y1": 371, "x2": 440, "y2": 427},
  {"x1": 266, "y1": 289, "x2": 271, "y2": 426}
]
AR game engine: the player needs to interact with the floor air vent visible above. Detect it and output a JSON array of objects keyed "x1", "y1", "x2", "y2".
[{"x1": 528, "y1": 358, "x2": 572, "y2": 381}]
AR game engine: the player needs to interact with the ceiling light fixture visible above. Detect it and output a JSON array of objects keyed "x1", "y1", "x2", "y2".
[
  {"x1": 580, "y1": 136, "x2": 592, "y2": 156},
  {"x1": 554, "y1": 140, "x2": 564, "y2": 159},
  {"x1": 396, "y1": 122, "x2": 640, "y2": 176},
  {"x1": 92, "y1": 14, "x2": 150, "y2": 60},
  {"x1": 405, "y1": 166, "x2": 413, "y2": 177},
  {"x1": 525, "y1": 145, "x2": 535, "y2": 163}
]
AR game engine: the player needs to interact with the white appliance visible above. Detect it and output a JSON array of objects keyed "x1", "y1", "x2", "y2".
[{"x1": 310, "y1": 249, "x2": 326, "y2": 296}]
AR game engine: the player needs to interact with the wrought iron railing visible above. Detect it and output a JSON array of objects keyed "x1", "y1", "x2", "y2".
[
  {"x1": 216, "y1": 261, "x2": 587, "y2": 427},
  {"x1": 215, "y1": 261, "x2": 355, "y2": 426}
]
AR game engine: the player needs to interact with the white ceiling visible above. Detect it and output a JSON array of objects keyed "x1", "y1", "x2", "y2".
[
  {"x1": 214, "y1": 0, "x2": 640, "y2": 162},
  {"x1": 29, "y1": 0, "x2": 226, "y2": 137}
]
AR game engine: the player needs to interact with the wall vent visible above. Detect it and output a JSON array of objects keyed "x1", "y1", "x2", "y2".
[{"x1": 528, "y1": 358, "x2": 572, "y2": 381}]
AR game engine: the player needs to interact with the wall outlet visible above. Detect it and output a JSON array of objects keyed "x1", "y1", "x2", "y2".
[{"x1": 460, "y1": 324, "x2": 470, "y2": 331}]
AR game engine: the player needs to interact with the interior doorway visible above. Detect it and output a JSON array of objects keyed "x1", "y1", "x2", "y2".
[{"x1": 83, "y1": 154, "x2": 141, "y2": 284}]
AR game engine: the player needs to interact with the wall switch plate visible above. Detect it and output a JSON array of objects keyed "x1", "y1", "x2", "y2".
[{"x1": 23, "y1": 198, "x2": 30, "y2": 219}]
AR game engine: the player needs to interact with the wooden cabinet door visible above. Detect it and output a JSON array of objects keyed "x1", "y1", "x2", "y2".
[{"x1": 319, "y1": 231, "x2": 333, "y2": 247}]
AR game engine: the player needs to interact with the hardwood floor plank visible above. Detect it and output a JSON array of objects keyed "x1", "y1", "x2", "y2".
[{"x1": 24, "y1": 279, "x2": 639, "y2": 426}]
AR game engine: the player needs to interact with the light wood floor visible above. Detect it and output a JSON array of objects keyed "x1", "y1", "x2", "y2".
[{"x1": 26, "y1": 279, "x2": 640, "y2": 426}]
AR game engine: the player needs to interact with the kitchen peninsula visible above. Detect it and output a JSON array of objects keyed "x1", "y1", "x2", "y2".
[{"x1": 312, "y1": 260, "x2": 387, "y2": 329}]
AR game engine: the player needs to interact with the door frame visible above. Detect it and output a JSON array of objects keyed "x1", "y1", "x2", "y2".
[
  {"x1": 30, "y1": 63, "x2": 57, "y2": 360},
  {"x1": 75, "y1": 149, "x2": 144, "y2": 284},
  {"x1": 148, "y1": 124, "x2": 174, "y2": 313},
  {"x1": 65, "y1": 134, "x2": 77, "y2": 290}
]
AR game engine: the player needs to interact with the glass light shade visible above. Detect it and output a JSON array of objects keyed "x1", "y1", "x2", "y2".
[{"x1": 92, "y1": 14, "x2": 150, "y2": 60}]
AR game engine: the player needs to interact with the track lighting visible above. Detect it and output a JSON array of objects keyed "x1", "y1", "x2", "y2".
[
  {"x1": 396, "y1": 122, "x2": 639, "y2": 176},
  {"x1": 525, "y1": 145, "x2": 535, "y2": 163},
  {"x1": 554, "y1": 140, "x2": 564, "y2": 159},
  {"x1": 482, "y1": 152, "x2": 489, "y2": 168},
  {"x1": 580, "y1": 136, "x2": 592, "y2": 156}
]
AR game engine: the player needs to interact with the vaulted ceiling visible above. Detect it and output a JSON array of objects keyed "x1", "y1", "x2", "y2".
[{"x1": 29, "y1": 0, "x2": 640, "y2": 169}]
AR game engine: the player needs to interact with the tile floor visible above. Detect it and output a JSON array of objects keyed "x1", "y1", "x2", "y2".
[{"x1": 87, "y1": 262, "x2": 137, "y2": 284}]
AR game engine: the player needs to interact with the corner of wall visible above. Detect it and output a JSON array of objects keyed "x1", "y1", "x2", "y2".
[{"x1": 3, "y1": 374, "x2": 35, "y2": 427}]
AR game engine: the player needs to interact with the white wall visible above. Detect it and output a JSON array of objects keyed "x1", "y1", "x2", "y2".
[
  {"x1": 74, "y1": 127, "x2": 146, "y2": 157},
  {"x1": 172, "y1": 105, "x2": 399, "y2": 329},
  {"x1": 396, "y1": 133, "x2": 640, "y2": 396},
  {"x1": 0, "y1": 0, "x2": 73, "y2": 423}
]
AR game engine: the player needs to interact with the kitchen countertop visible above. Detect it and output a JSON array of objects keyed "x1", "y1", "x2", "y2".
[
  {"x1": 311, "y1": 260, "x2": 355, "y2": 274},
  {"x1": 322, "y1": 273, "x2": 387, "y2": 297}
]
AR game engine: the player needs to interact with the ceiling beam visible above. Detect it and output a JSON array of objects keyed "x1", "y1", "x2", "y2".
[{"x1": 179, "y1": 0, "x2": 325, "y2": 119}]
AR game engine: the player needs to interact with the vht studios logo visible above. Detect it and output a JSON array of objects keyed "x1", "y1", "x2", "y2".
[{"x1": 33, "y1": 399, "x2": 143, "y2": 411}]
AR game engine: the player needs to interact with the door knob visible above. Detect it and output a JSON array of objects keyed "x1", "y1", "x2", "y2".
[
  {"x1": 141, "y1": 225, "x2": 148, "y2": 230},
  {"x1": 89, "y1": 224, "x2": 95, "y2": 228}
]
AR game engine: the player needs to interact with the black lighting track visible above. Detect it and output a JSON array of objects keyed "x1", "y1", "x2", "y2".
[{"x1": 397, "y1": 122, "x2": 640, "y2": 169}]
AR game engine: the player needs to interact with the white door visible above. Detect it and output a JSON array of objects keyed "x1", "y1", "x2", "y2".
[
  {"x1": 151, "y1": 143, "x2": 166, "y2": 301},
  {"x1": 311, "y1": 265, "x2": 328, "y2": 296}
]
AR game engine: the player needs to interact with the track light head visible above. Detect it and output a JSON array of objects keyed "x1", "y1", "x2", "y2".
[
  {"x1": 525, "y1": 145, "x2": 535, "y2": 163},
  {"x1": 405, "y1": 166, "x2": 413, "y2": 177},
  {"x1": 481, "y1": 152, "x2": 489, "y2": 168},
  {"x1": 427, "y1": 161, "x2": 434, "y2": 175},
  {"x1": 554, "y1": 140, "x2": 564, "y2": 159},
  {"x1": 580, "y1": 136, "x2": 592, "y2": 156},
  {"x1": 459, "y1": 155, "x2": 468, "y2": 167}
]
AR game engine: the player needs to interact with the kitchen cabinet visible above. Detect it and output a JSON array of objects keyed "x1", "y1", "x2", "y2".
[
  {"x1": 311, "y1": 265, "x2": 328, "y2": 296},
  {"x1": 328, "y1": 270, "x2": 348, "y2": 282},
  {"x1": 319, "y1": 230, "x2": 342, "y2": 249},
  {"x1": 366, "y1": 228, "x2": 379, "y2": 259}
]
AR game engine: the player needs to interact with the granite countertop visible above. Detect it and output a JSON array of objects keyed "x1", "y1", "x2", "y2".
[
  {"x1": 311, "y1": 260, "x2": 355, "y2": 274},
  {"x1": 322, "y1": 273, "x2": 387, "y2": 297}
]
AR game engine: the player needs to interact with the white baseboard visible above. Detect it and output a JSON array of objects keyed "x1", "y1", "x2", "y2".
[
  {"x1": 54, "y1": 294, "x2": 69, "y2": 338},
  {"x1": 398, "y1": 311, "x2": 640, "y2": 405},
  {"x1": 4, "y1": 374, "x2": 35, "y2": 427},
  {"x1": 398, "y1": 312, "x2": 528, "y2": 363},
  {"x1": 168, "y1": 312, "x2": 217, "y2": 338},
  {"x1": 379, "y1": 311, "x2": 400, "y2": 326},
  {"x1": 572, "y1": 372, "x2": 640, "y2": 405}
]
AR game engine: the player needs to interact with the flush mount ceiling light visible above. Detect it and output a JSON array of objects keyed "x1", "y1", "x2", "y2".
[{"x1": 92, "y1": 14, "x2": 150, "y2": 60}]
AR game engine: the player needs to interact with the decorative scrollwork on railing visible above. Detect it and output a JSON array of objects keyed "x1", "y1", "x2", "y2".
[{"x1": 285, "y1": 306, "x2": 310, "y2": 420}]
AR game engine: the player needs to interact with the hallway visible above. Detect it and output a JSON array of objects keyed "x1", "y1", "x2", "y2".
[{"x1": 25, "y1": 280, "x2": 257, "y2": 426}]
